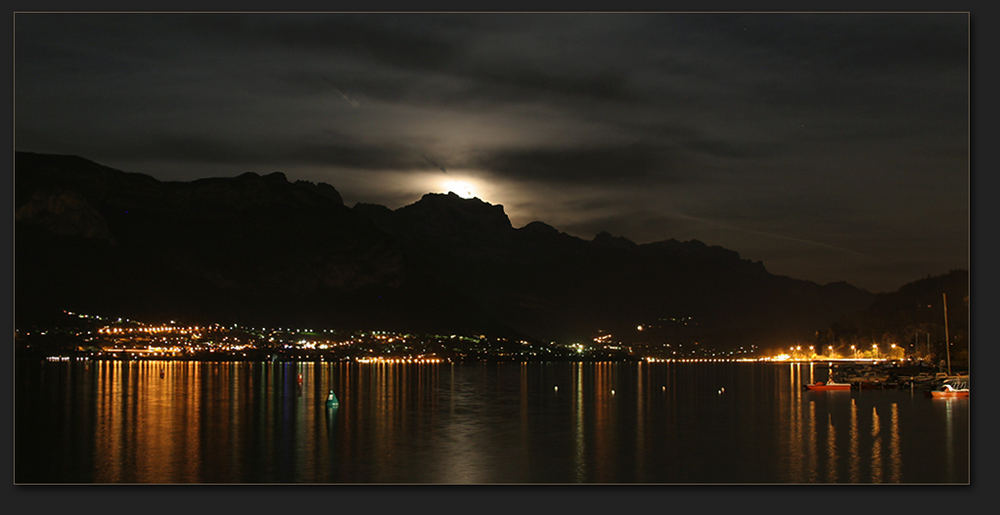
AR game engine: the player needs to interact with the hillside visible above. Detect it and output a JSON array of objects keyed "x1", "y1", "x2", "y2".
[
  {"x1": 825, "y1": 270, "x2": 969, "y2": 363},
  {"x1": 15, "y1": 151, "x2": 877, "y2": 347}
]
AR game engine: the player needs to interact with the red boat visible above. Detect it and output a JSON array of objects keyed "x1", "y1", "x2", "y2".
[
  {"x1": 930, "y1": 381, "x2": 969, "y2": 399},
  {"x1": 805, "y1": 380, "x2": 851, "y2": 391}
]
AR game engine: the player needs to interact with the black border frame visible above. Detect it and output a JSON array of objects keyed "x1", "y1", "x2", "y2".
[{"x1": 3, "y1": 0, "x2": 995, "y2": 510}]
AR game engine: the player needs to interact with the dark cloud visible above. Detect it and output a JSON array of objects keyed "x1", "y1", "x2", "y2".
[
  {"x1": 249, "y1": 16, "x2": 467, "y2": 70},
  {"x1": 41, "y1": 131, "x2": 429, "y2": 172},
  {"x1": 14, "y1": 13, "x2": 968, "y2": 291},
  {"x1": 470, "y1": 143, "x2": 674, "y2": 184}
]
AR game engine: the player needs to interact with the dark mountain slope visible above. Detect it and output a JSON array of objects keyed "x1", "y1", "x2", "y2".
[
  {"x1": 15, "y1": 152, "x2": 876, "y2": 347},
  {"x1": 15, "y1": 153, "x2": 498, "y2": 331},
  {"x1": 350, "y1": 192, "x2": 874, "y2": 344},
  {"x1": 827, "y1": 270, "x2": 968, "y2": 362}
]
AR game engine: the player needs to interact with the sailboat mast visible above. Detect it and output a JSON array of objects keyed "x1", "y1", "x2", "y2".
[{"x1": 943, "y1": 292, "x2": 951, "y2": 376}]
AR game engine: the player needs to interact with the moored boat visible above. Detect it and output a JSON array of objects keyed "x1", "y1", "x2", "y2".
[
  {"x1": 930, "y1": 380, "x2": 969, "y2": 398},
  {"x1": 805, "y1": 380, "x2": 851, "y2": 391}
]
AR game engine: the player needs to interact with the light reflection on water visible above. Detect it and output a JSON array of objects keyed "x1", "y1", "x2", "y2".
[
  {"x1": 871, "y1": 405, "x2": 882, "y2": 482},
  {"x1": 16, "y1": 361, "x2": 968, "y2": 483},
  {"x1": 850, "y1": 397, "x2": 860, "y2": 481}
]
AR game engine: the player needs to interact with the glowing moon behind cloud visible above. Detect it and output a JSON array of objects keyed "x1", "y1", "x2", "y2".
[{"x1": 440, "y1": 178, "x2": 478, "y2": 199}]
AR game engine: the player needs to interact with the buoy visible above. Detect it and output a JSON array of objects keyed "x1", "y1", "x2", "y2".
[{"x1": 326, "y1": 390, "x2": 339, "y2": 408}]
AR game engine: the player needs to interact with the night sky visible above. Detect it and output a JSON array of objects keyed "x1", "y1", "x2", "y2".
[{"x1": 14, "y1": 13, "x2": 968, "y2": 292}]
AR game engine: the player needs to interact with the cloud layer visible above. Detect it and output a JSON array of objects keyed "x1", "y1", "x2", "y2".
[{"x1": 15, "y1": 13, "x2": 968, "y2": 291}]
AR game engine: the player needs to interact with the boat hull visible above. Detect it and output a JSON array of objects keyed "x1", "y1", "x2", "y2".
[
  {"x1": 806, "y1": 383, "x2": 851, "y2": 391},
  {"x1": 930, "y1": 390, "x2": 968, "y2": 398}
]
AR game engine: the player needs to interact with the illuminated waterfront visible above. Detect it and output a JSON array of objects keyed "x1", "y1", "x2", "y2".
[
  {"x1": 17, "y1": 311, "x2": 934, "y2": 365},
  {"x1": 16, "y1": 360, "x2": 968, "y2": 483}
]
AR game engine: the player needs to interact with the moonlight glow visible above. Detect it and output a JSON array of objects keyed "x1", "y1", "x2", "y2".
[{"x1": 441, "y1": 179, "x2": 478, "y2": 199}]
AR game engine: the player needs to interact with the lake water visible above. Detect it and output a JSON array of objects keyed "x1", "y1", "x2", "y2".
[{"x1": 15, "y1": 360, "x2": 969, "y2": 483}]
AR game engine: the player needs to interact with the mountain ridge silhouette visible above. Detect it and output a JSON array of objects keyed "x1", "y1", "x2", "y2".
[{"x1": 16, "y1": 151, "x2": 889, "y2": 347}]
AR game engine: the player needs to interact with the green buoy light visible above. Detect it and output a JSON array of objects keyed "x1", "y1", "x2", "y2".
[{"x1": 326, "y1": 390, "x2": 339, "y2": 408}]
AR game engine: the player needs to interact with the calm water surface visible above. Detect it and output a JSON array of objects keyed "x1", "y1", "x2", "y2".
[{"x1": 16, "y1": 360, "x2": 969, "y2": 483}]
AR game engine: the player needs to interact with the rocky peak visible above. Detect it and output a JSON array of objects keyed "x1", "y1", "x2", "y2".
[
  {"x1": 592, "y1": 231, "x2": 636, "y2": 249},
  {"x1": 398, "y1": 192, "x2": 513, "y2": 232},
  {"x1": 263, "y1": 171, "x2": 288, "y2": 183},
  {"x1": 519, "y1": 221, "x2": 559, "y2": 235}
]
